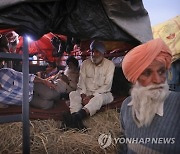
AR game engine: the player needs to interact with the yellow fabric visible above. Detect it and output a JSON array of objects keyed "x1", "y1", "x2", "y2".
[{"x1": 152, "y1": 15, "x2": 180, "y2": 62}]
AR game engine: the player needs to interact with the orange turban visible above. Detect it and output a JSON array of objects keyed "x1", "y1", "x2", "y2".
[{"x1": 122, "y1": 38, "x2": 172, "y2": 83}]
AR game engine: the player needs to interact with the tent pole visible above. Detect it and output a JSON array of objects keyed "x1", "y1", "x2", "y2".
[{"x1": 22, "y1": 36, "x2": 30, "y2": 154}]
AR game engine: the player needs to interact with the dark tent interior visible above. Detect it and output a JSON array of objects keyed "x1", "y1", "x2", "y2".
[{"x1": 0, "y1": 0, "x2": 153, "y2": 153}]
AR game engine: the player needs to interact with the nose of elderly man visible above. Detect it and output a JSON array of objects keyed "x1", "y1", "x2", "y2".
[{"x1": 152, "y1": 72, "x2": 164, "y2": 84}]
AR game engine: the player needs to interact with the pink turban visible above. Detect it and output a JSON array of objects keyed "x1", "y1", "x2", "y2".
[{"x1": 122, "y1": 38, "x2": 172, "y2": 83}]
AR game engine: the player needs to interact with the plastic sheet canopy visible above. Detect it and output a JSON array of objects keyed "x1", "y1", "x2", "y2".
[{"x1": 0, "y1": 0, "x2": 153, "y2": 44}]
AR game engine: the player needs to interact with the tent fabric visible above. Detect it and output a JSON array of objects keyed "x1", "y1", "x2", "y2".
[
  {"x1": 102, "y1": 0, "x2": 153, "y2": 43},
  {"x1": 0, "y1": 0, "x2": 153, "y2": 44},
  {"x1": 152, "y1": 16, "x2": 180, "y2": 62}
]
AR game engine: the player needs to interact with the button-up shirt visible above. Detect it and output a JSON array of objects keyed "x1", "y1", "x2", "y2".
[
  {"x1": 0, "y1": 68, "x2": 35, "y2": 105},
  {"x1": 77, "y1": 58, "x2": 115, "y2": 96}
]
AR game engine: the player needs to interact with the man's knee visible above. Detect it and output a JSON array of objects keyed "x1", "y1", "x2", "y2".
[
  {"x1": 93, "y1": 94, "x2": 104, "y2": 105},
  {"x1": 69, "y1": 91, "x2": 82, "y2": 113},
  {"x1": 84, "y1": 96, "x2": 103, "y2": 116},
  {"x1": 69, "y1": 91, "x2": 80, "y2": 99}
]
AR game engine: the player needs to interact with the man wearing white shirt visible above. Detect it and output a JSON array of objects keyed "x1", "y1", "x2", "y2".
[{"x1": 62, "y1": 40, "x2": 115, "y2": 129}]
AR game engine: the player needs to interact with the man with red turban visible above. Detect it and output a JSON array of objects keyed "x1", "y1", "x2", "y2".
[{"x1": 120, "y1": 38, "x2": 180, "y2": 153}]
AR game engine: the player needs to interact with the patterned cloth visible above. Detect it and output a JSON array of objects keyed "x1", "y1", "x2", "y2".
[
  {"x1": 0, "y1": 68, "x2": 35, "y2": 105},
  {"x1": 152, "y1": 16, "x2": 180, "y2": 62}
]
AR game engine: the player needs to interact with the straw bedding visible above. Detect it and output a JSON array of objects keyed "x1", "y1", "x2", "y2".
[{"x1": 0, "y1": 109, "x2": 122, "y2": 154}]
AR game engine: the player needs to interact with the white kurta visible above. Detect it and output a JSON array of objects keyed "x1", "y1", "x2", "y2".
[{"x1": 69, "y1": 58, "x2": 115, "y2": 116}]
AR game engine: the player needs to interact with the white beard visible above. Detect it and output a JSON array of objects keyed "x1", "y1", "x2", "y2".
[
  {"x1": 91, "y1": 56, "x2": 103, "y2": 65},
  {"x1": 130, "y1": 81, "x2": 170, "y2": 128}
]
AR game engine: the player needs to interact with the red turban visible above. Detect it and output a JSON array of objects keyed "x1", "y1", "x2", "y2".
[{"x1": 122, "y1": 38, "x2": 172, "y2": 83}]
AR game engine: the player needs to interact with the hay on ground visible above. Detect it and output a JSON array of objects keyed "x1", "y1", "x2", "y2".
[{"x1": 0, "y1": 109, "x2": 123, "y2": 154}]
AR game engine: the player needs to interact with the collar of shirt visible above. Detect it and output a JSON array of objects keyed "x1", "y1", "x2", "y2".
[
  {"x1": 92, "y1": 58, "x2": 105, "y2": 67},
  {"x1": 156, "y1": 102, "x2": 164, "y2": 116}
]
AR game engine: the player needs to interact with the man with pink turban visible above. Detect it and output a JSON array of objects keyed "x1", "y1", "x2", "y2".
[{"x1": 119, "y1": 38, "x2": 180, "y2": 153}]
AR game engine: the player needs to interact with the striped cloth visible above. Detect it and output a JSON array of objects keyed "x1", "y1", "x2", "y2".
[
  {"x1": 0, "y1": 68, "x2": 35, "y2": 105},
  {"x1": 120, "y1": 91, "x2": 180, "y2": 154}
]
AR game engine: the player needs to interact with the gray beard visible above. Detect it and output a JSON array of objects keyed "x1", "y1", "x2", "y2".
[
  {"x1": 130, "y1": 81, "x2": 170, "y2": 128},
  {"x1": 91, "y1": 56, "x2": 103, "y2": 65}
]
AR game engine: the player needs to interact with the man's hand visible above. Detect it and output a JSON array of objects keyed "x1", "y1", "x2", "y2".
[
  {"x1": 81, "y1": 93, "x2": 87, "y2": 100},
  {"x1": 81, "y1": 95, "x2": 94, "y2": 106},
  {"x1": 43, "y1": 80, "x2": 56, "y2": 90},
  {"x1": 34, "y1": 76, "x2": 56, "y2": 90},
  {"x1": 46, "y1": 74, "x2": 56, "y2": 81},
  {"x1": 61, "y1": 74, "x2": 69, "y2": 85}
]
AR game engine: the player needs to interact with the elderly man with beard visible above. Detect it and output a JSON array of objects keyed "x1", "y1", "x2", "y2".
[
  {"x1": 62, "y1": 40, "x2": 115, "y2": 130},
  {"x1": 119, "y1": 38, "x2": 180, "y2": 154}
]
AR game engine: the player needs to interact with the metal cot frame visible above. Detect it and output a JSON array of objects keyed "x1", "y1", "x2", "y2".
[{"x1": 0, "y1": 37, "x2": 30, "y2": 154}]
